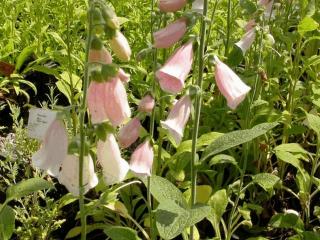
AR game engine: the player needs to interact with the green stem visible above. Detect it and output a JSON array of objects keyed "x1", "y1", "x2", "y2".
[
  {"x1": 190, "y1": 1, "x2": 208, "y2": 239},
  {"x1": 66, "y1": 0, "x2": 78, "y2": 136},
  {"x1": 79, "y1": 1, "x2": 93, "y2": 239},
  {"x1": 148, "y1": 0, "x2": 157, "y2": 239},
  {"x1": 225, "y1": 0, "x2": 232, "y2": 55}
]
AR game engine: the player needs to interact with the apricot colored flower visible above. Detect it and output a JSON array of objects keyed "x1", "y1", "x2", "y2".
[
  {"x1": 110, "y1": 31, "x2": 131, "y2": 61},
  {"x1": 156, "y1": 41, "x2": 193, "y2": 94},
  {"x1": 159, "y1": 0, "x2": 187, "y2": 12},
  {"x1": 58, "y1": 154, "x2": 98, "y2": 196},
  {"x1": 130, "y1": 140, "x2": 153, "y2": 176},
  {"x1": 153, "y1": 18, "x2": 187, "y2": 49},
  {"x1": 214, "y1": 56, "x2": 251, "y2": 109},
  {"x1": 97, "y1": 134, "x2": 129, "y2": 185},
  {"x1": 32, "y1": 119, "x2": 68, "y2": 177},
  {"x1": 138, "y1": 95, "x2": 155, "y2": 113},
  {"x1": 161, "y1": 95, "x2": 192, "y2": 145},
  {"x1": 118, "y1": 118, "x2": 142, "y2": 148}
]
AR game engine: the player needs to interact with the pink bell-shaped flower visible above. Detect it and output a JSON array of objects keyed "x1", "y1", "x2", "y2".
[
  {"x1": 97, "y1": 134, "x2": 129, "y2": 185},
  {"x1": 110, "y1": 31, "x2": 132, "y2": 62},
  {"x1": 130, "y1": 140, "x2": 153, "y2": 176},
  {"x1": 161, "y1": 95, "x2": 192, "y2": 145},
  {"x1": 118, "y1": 118, "x2": 142, "y2": 148},
  {"x1": 214, "y1": 56, "x2": 251, "y2": 109},
  {"x1": 192, "y1": 0, "x2": 204, "y2": 13},
  {"x1": 138, "y1": 95, "x2": 155, "y2": 113},
  {"x1": 117, "y1": 68, "x2": 130, "y2": 83},
  {"x1": 87, "y1": 81, "x2": 109, "y2": 124},
  {"x1": 159, "y1": 0, "x2": 187, "y2": 12},
  {"x1": 156, "y1": 41, "x2": 193, "y2": 94},
  {"x1": 32, "y1": 119, "x2": 68, "y2": 177},
  {"x1": 153, "y1": 18, "x2": 187, "y2": 49},
  {"x1": 58, "y1": 154, "x2": 98, "y2": 196},
  {"x1": 104, "y1": 77, "x2": 131, "y2": 126},
  {"x1": 244, "y1": 19, "x2": 256, "y2": 32},
  {"x1": 88, "y1": 47, "x2": 112, "y2": 64},
  {"x1": 235, "y1": 28, "x2": 256, "y2": 54},
  {"x1": 259, "y1": 0, "x2": 274, "y2": 19}
]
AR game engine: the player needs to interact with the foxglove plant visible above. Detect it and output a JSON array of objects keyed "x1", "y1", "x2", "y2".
[
  {"x1": 158, "y1": 0, "x2": 187, "y2": 12},
  {"x1": 97, "y1": 134, "x2": 129, "y2": 185},
  {"x1": 138, "y1": 94, "x2": 155, "y2": 113},
  {"x1": 88, "y1": 47, "x2": 112, "y2": 64},
  {"x1": 118, "y1": 117, "x2": 142, "y2": 148},
  {"x1": 32, "y1": 119, "x2": 68, "y2": 177},
  {"x1": 110, "y1": 30, "x2": 132, "y2": 61},
  {"x1": 235, "y1": 28, "x2": 256, "y2": 54},
  {"x1": 156, "y1": 41, "x2": 193, "y2": 94},
  {"x1": 161, "y1": 95, "x2": 192, "y2": 145},
  {"x1": 58, "y1": 154, "x2": 98, "y2": 196},
  {"x1": 130, "y1": 140, "x2": 154, "y2": 176},
  {"x1": 214, "y1": 56, "x2": 251, "y2": 109},
  {"x1": 153, "y1": 18, "x2": 187, "y2": 49}
]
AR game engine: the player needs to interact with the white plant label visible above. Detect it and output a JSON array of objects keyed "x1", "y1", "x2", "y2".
[{"x1": 27, "y1": 108, "x2": 57, "y2": 140}]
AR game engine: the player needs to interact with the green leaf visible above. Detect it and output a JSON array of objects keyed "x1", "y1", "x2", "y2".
[
  {"x1": 306, "y1": 113, "x2": 320, "y2": 135},
  {"x1": 298, "y1": 17, "x2": 319, "y2": 36},
  {"x1": 6, "y1": 178, "x2": 53, "y2": 201},
  {"x1": 0, "y1": 205, "x2": 15, "y2": 240},
  {"x1": 269, "y1": 213, "x2": 304, "y2": 231},
  {"x1": 252, "y1": 173, "x2": 281, "y2": 192},
  {"x1": 209, "y1": 189, "x2": 228, "y2": 223},
  {"x1": 276, "y1": 151, "x2": 305, "y2": 174},
  {"x1": 302, "y1": 231, "x2": 320, "y2": 240},
  {"x1": 56, "y1": 72, "x2": 82, "y2": 104},
  {"x1": 146, "y1": 175, "x2": 187, "y2": 207},
  {"x1": 202, "y1": 122, "x2": 278, "y2": 161},
  {"x1": 104, "y1": 227, "x2": 141, "y2": 240},
  {"x1": 247, "y1": 237, "x2": 269, "y2": 240},
  {"x1": 183, "y1": 185, "x2": 213, "y2": 204},
  {"x1": 155, "y1": 200, "x2": 210, "y2": 239},
  {"x1": 209, "y1": 154, "x2": 239, "y2": 169},
  {"x1": 274, "y1": 143, "x2": 308, "y2": 155},
  {"x1": 66, "y1": 223, "x2": 107, "y2": 239},
  {"x1": 15, "y1": 45, "x2": 35, "y2": 72}
]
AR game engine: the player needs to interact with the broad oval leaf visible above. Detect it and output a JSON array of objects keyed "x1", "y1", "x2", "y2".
[
  {"x1": 202, "y1": 122, "x2": 278, "y2": 161},
  {"x1": 156, "y1": 200, "x2": 210, "y2": 240},
  {"x1": 104, "y1": 226, "x2": 141, "y2": 240},
  {"x1": 252, "y1": 173, "x2": 281, "y2": 192},
  {"x1": 6, "y1": 178, "x2": 54, "y2": 202},
  {"x1": 0, "y1": 205, "x2": 15, "y2": 240},
  {"x1": 145, "y1": 175, "x2": 187, "y2": 207}
]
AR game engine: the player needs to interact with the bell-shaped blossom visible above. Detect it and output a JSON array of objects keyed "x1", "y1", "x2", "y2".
[
  {"x1": 153, "y1": 18, "x2": 187, "y2": 49},
  {"x1": 138, "y1": 95, "x2": 155, "y2": 113},
  {"x1": 259, "y1": 0, "x2": 274, "y2": 19},
  {"x1": 97, "y1": 134, "x2": 129, "y2": 185},
  {"x1": 117, "y1": 68, "x2": 130, "y2": 83},
  {"x1": 192, "y1": 0, "x2": 204, "y2": 13},
  {"x1": 110, "y1": 31, "x2": 131, "y2": 62},
  {"x1": 32, "y1": 119, "x2": 68, "y2": 177},
  {"x1": 266, "y1": 33, "x2": 275, "y2": 45},
  {"x1": 104, "y1": 77, "x2": 131, "y2": 126},
  {"x1": 235, "y1": 28, "x2": 256, "y2": 54},
  {"x1": 58, "y1": 154, "x2": 98, "y2": 196},
  {"x1": 161, "y1": 95, "x2": 192, "y2": 145},
  {"x1": 214, "y1": 56, "x2": 251, "y2": 110},
  {"x1": 244, "y1": 19, "x2": 256, "y2": 32},
  {"x1": 118, "y1": 118, "x2": 142, "y2": 148},
  {"x1": 159, "y1": 0, "x2": 187, "y2": 12},
  {"x1": 87, "y1": 81, "x2": 109, "y2": 124},
  {"x1": 130, "y1": 140, "x2": 153, "y2": 176},
  {"x1": 88, "y1": 47, "x2": 112, "y2": 64},
  {"x1": 156, "y1": 41, "x2": 193, "y2": 94}
]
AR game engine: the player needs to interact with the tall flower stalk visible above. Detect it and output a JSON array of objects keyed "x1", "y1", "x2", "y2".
[
  {"x1": 79, "y1": 1, "x2": 94, "y2": 238},
  {"x1": 190, "y1": 0, "x2": 208, "y2": 239}
]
